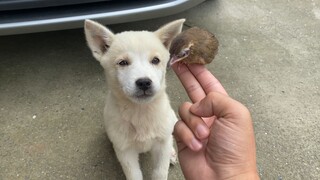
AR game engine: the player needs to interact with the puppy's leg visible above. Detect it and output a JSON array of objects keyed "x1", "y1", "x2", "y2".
[
  {"x1": 114, "y1": 148, "x2": 142, "y2": 180},
  {"x1": 151, "y1": 136, "x2": 173, "y2": 180},
  {"x1": 170, "y1": 143, "x2": 178, "y2": 165}
]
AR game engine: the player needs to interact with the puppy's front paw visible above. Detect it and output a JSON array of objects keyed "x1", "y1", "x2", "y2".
[{"x1": 170, "y1": 147, "x2": 178, "y2": 165}]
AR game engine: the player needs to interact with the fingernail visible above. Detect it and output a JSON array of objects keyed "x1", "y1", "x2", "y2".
[
  {"x1": 196, "y1": 124, "x2": 209, "y2": 139},
  {"x1": 190, "y1": 138, "x2": 202, "y2": 151}
]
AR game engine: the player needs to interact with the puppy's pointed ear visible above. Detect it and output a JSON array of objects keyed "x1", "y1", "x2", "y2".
[
  {"x1": 84, "y1": 20, "x2": 114, "y2": 61},
  {"x1": 154, "y1": 19, "x2": 185, "y2": 49}
]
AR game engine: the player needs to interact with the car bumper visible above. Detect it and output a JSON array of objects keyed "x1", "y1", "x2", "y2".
[{"x1": 0, "y1": 0, "x2": 205, "y2": 35}]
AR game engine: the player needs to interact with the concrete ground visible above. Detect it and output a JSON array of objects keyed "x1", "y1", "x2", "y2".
[{"x1": 1, "y1": 0, "x2": 319, "y2": 179}]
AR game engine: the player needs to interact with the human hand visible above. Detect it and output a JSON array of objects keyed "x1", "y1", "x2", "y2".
[{"x1": 172, "y1": 63, "x2": 259, "y2": 180}]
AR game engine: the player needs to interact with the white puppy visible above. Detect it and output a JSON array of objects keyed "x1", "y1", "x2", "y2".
[{"x1": 84, "y1": 19, "x2": 185, "y2": 180}]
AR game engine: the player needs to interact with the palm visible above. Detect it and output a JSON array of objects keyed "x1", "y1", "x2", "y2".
[
  {"x1": 178, "y1": 110, "x2": 256, "y2": 179},
  {"x1": 172, "y1": 64, "x2": 257, "y2": 179}
]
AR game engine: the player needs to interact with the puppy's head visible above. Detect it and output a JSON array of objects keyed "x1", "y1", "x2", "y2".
[{"x1": 85, "y1": 19, "x2": 185, "y2": 103}]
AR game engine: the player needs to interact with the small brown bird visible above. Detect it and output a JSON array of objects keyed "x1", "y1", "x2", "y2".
[{"x1": 169, "y1": 27, "x2": 219, "y2": 66}]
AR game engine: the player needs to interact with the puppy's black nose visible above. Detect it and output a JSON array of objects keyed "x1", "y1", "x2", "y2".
[{"x1": 136, "y1": 78, "x2": 152, "y2": 91}]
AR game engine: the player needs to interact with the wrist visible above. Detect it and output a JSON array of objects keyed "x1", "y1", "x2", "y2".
[{"x1": 224, "y1": 169, "x2": 260, "y2": 180}]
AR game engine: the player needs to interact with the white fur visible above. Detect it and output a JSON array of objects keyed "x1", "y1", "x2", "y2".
[{"x1": 85, "y1": 19, "x2": 185, "y2": 180}]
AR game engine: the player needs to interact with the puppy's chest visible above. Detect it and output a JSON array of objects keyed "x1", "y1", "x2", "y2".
[{"x1": 122, "y1": 110, "x2": 168, "y2": 142}]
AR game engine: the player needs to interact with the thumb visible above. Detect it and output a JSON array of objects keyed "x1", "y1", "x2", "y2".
[{"x1": 190, "y1": 92, "x2": 249, "y2": 120}]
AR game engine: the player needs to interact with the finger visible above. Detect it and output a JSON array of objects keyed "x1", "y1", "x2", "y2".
[
  {"x1": 190, "y1": 92, "x2": 250, "y2": 120},
  {"x1": 179, "y1": 102, "x2": 210, "y2": 140},
  {"x1": 187, "y1": 64, "x2": 228, "y2": 96},
  {"x1": 171, "y1": 63, "x2": 206, "y2": 103},
  {"x1": 203, "y1": 116, "x2": 215, "y2": 129},
  {"x1": 174, "y1": 120, "x2": 203, "y2": 152}
]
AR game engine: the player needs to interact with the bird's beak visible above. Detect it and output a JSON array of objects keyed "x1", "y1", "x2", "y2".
[{"x1": 169, "y1": 55, "x2": 182, "y2": 67}]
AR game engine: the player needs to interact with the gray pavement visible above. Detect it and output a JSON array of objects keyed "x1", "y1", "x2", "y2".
[{"x1": 1, "y1": 0, "x2": 319, "y2": 179}]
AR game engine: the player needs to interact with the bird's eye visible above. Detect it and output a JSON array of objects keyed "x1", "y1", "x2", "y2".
[
  {"x1": 178, "y1": 49, "x2": 190, "y2": 58},
  {"x1": 151, "y1": 57, "x2": 160, "y2": 65},
  {"x1": 118, "y1": 59, "x2": 129, "y2": 66}
]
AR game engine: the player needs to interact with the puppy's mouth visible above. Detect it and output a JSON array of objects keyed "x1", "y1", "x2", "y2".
[{"x1": 135, "y1": 89, "x2": 154, "y2": 99}]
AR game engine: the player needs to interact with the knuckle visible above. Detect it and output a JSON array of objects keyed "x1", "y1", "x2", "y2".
[
  {"x1": 207, "y1": 91, "x2": 216, "y2": 99},
  {"x1": 178, "y1": 102, "x2": 192, "y2": 114},
  {"x1": 240, "y1": 105, "x2": 251, "y2": 117},
  {"x1": 185, "y1": 84, "x2": 202, "y2": 94}
]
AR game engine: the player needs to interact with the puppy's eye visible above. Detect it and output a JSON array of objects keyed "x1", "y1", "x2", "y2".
[
  {"x1": 151, "y1": 57, "x2": 160, "y2": 65},
  {"x1": 118, "y1": 60, "x2": 129, "y2": 66}
]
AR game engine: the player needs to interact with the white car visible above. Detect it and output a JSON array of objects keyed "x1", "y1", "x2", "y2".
[{"x1": 0, "y1": 0, "x2": 205, "y2": 35}]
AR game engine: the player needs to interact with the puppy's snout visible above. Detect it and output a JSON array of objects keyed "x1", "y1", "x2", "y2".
[{"x1": 136, "y1": 78, "x2": 152, "y2": 91}]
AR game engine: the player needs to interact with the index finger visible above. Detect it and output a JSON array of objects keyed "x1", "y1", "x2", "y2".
[
  {"x1": 188, "y1": 64, "x2": 228, "y2": 96},
  {"x1": 172, "y1": 63, "x2": 228, "y2": 103},
  {"x1": 172, "y1": 63, "x2": 206, "y2": 103}
]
